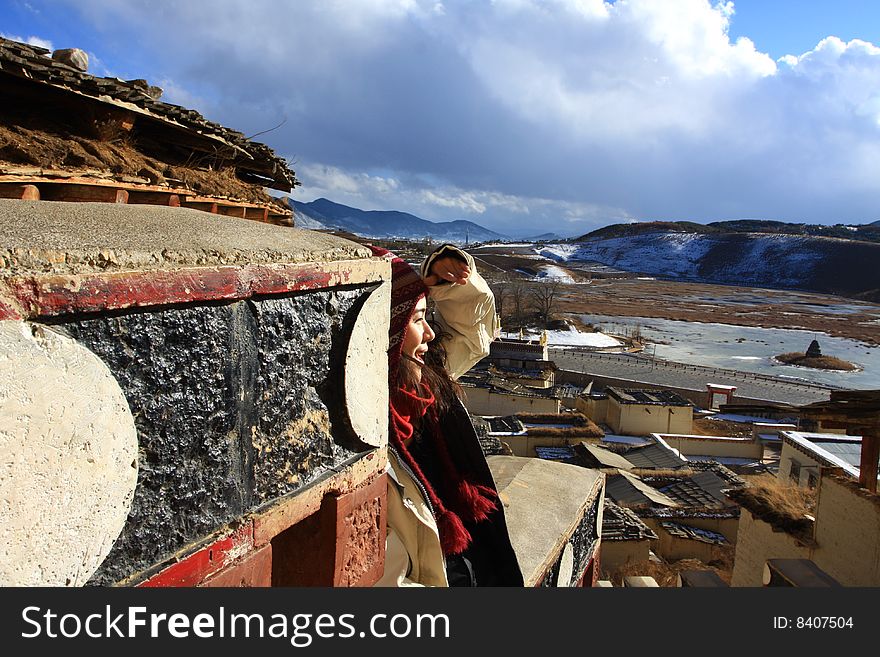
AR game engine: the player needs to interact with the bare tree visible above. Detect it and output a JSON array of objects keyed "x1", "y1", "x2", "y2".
[
  {"x1": 530, "y1": 279, "x2": 562, "y2": 328},
  {"x1": 490, "y1": 280, "x2": 508, "y2": 325},
  {"x1": 509, "y1": 280, "x2": 529, "y2": 329}
]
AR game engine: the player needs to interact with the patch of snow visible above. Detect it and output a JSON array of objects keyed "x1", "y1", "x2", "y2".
[
  {"x1": 535, "y1": 244, "x2": 580, "y2": 261},
  {"x1": 293, "y1": 211, "x2": 327, "y2": 230},
  {"x1": 537, "y1": 264, "x2": 577, "y2": 283},
  {"x1": 523, "y1": 327, "x2": 622, "y2": 348},
  {"x1": 707, "y1": 413, "x2": 773, "y2": 423},
  {"x1": 567, "y1": 232, "x2": 825, "y2": 287},
  {"x1": 602, "y1": 433, "x2": 653, "y2": 446}
]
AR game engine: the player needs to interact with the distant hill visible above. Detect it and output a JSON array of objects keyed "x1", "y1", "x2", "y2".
[
  {"x1": 577, "y1": 219, "x2": 880, "y2": 244},
  {"x1": 523, "y1": 232, "x2": 564, "y2": 242},
  {"x1": 288, "y1": 197, "x2": 509, "y2": 243},
  {"x1": 560, "y1": 228, "x2": 880, "y2": 300}
]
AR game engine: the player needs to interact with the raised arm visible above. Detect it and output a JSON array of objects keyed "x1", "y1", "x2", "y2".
[{"x1": 421, "y1": 244, "x2": 498, "y2": 380}]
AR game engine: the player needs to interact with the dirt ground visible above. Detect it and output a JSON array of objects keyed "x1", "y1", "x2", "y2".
[
  {"x1": 474, "y1": 250, "x2": 880, "y2": 345},
  {"x1": 693, "y1": 418, "x2": 754, "y2": 438},
  {"x1": 556, "y1": 277, "x2": 880, "y2": 345},
  {"x1": 0, "y1": 122, "x2": 283, "y2": 207},
  {"x1": 607, "y1": 549, "x2": 735, "y2": 587}
]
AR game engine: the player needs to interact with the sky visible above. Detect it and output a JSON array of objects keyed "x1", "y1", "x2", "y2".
[{"x1": 3, "y1": 0, "x2": 880, "y2": 238}]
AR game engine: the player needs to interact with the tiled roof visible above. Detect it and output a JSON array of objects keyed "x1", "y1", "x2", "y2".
[
  {"x1": 640, "y1": 506, "x2": 740, "y2": 520},
  {"x1": 687, "y1": 461, "x2": 747, "y2": 488},
  {"x1": 576, "y1": 443, "x2": 634, "y2": 470},
  {"x1": 623, "y1": 442, "x2": 689, "y2": 470},
  {"x1": 659, "y1": 521, "x2": 727, "y2": 545},
  {"x1": 478, "y1": 434, "x2": 507, "y2": 456},
  {"x1": 606, "y1": 471, "x2": 679, "y2": 508},
  {"x1": 658, "y1": 471, "x2": 736, "y2": 509},
  {"x1": 459, "y1": 373, "x2": 560, "y2": 399},
  {"x1": 486, "y1": 416, "x2": 526, "y2": 434},
  {"x1": 602, "y1": 501, "x2": 658, "y2": 541},
  {"x1": 780, "y1": 431, "x2": 870, "y2": 480},
  {"x1": 0, "y1": 36, "x2": 295, "y2": 191},
  {"x1": 606, "y1": 387, "x2": 693, "y2": 406},
  {"x1": 534, "y1": 446, "x2": 577, "y2": 462}
]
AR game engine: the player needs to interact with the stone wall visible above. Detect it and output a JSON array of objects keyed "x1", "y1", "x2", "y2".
[
  {"x1": 600, "y1": 540, "x2": 650, "y2": 573},
  {"x1": 730, "y1": 508, "x2": 812, "y2": 586},
  {"x1": 0, "y1": 202, "x2": 390, "y2": 587},
  {"x1": 812, "y1": 474, "x2": 880, "y2": 586}
]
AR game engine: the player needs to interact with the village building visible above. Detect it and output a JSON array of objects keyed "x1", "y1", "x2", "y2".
[
  {"x1": 778, "y1": 431, "x2": 868, "y2": 488},
  {"x1": 652, "y1": 432, "x2": 765, "y2": 466},
  {"x1": 729, "y1": 468, "x2": 880, "y2": 586},
  {"x1": 725, "y1": 390, "x2": 880, "y2": 586},
  {"x1": 578, "y1": 387, "x2": 694, "y2": 436},
  {"x1": 487, "y1": 336, "x2": 549, "y2": 366},
  {"x1": 600, "y1": 501, "x2": 658, "y2": 572},
  {"x1": 575, "y1": 443, "x2": 636, "y2": 471},
  {"x1": 459, "y1": 372, "x2": 562, "y2": 415},
  {"x1": 479, "y1": 412, "x2": 604, "y2": 458},
  {"x1": 487, "y1": 362, "x2": 556, "y2": 389},
  {"x1": 652, "y1": 521, "x2": 729, "y2": 564}
]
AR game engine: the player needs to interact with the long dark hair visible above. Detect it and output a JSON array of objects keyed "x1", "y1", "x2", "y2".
[{"x1": 392, "y1": 323, "x2": 461, "y2": 419}]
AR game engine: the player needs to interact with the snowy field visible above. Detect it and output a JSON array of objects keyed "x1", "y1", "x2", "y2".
[
  {"x1": 536, "y1": 265, "x2": 578, "y2": 284},
  {"x1": 517, "y1": 327, "x2": 622, "y2": 348}
]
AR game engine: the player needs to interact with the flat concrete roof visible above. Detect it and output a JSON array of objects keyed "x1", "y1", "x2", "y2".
[
  {"x1": 0, "y1": 200, "x2": 370, "y2": 275},
  {"x1": 488, "y1": 455, "x2": 603, "y2": 587}
]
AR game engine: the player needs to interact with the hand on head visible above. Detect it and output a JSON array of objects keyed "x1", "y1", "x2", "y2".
[{"x1": 423, "y1": 255, "x2": 470, "y2": 287}]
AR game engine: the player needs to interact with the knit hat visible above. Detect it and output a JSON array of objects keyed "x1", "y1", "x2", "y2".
[
  {"x1": 369, "y1": 245, "x2": 497, "y2": 556},
  {"x1": 368, "y1": 246, "x2": 430, "y2": 381}
]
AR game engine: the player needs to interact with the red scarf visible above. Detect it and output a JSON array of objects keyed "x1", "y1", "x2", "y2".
[{"x1": 390, "y1": 384, "x2": 498, "y2": 555}]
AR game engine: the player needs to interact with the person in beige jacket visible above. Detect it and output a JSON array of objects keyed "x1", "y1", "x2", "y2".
[{"x1": 370, "y1": 244, "x2": 522, "y2": 587}]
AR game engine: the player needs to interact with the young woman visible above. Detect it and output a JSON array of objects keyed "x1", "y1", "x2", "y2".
[{"x1": 371, "y1": 244, "x2": 522, "y2": 587}]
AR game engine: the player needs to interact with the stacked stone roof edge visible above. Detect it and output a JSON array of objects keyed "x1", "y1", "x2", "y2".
[{"x1": 0, "y1": 36, "x2": 295, "y2": 190}]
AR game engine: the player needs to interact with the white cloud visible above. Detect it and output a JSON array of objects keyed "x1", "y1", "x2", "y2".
[
  {"x1": 293, "y1": 159, "x2": 628, "y2": 236},
  {"x1": 50, "y1": 0, "x2": 880, "y2": 228}
]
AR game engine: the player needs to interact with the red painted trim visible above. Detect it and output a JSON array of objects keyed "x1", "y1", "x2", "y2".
[
  {"x1": 0, "y1": 298, "x2": 22, "y2": 320},
  {"x1": 1, "y1": 260, "x2": 380, "y2": 319},
  {"x1": 138, "y1": 524, "x2": 254, "y2": 588}
]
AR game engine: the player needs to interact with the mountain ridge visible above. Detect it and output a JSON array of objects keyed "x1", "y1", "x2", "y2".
[{"x1": 289, "y1": 197, "x2": 509, "y2": 243}]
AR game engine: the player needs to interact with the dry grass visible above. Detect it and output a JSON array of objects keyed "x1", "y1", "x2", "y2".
[
  {"x1": 629, "y1": 468, "x2": 694, "y2": 478},
  {"x1": 607, "y1": 547, "x2": 735, "y2": 587},
  {"x1": 728, "y1": 474, "x2": 816, "y2": 541},
  {"x1": 515, "y1": 412, "x2": 588, "y2": 425},
  {"x1": 693, "y1": 417, "x2": 755, "y2": 438},
  {"x1": 526, "y1": 425, "x2": 604, "y2": 438},
  {"x1": 775, "y1": 352, "x2": 858, "y2": 371}
]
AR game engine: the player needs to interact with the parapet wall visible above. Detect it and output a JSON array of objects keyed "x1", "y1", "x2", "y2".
[{"x1": 0, "y1": 200, "x2": 390, "y2": 586}]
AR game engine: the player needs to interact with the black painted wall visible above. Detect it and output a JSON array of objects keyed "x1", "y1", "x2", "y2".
[{"x1": 55, "y1": 287, "x2": 367, "y2": 585}]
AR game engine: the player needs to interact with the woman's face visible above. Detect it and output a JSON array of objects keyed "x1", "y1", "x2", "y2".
[{"x1": 402, "y1": 296, "x2": 435, "y2": 367}]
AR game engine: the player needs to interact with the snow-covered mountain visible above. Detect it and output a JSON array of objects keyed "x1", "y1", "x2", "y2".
[
  {"x1": 543, "y1": 231, "x2": 880, "y2": 299},
  {"x1": 288, "y1": 197, "x2": 509, "y2": 243}
]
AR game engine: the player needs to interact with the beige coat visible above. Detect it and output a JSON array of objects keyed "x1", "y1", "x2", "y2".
[{"x1": 374, "y1": 245, "x2": 497, "y2": 587}]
